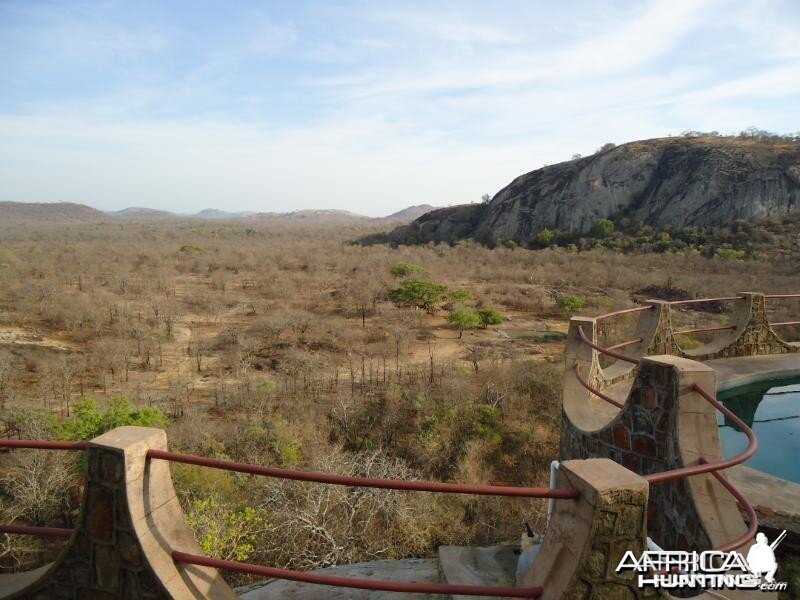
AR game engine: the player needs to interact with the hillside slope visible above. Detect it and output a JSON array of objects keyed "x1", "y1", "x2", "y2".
[
  {"x1": 380, "y1": 136, "x2": 800, "y2": 245},
  {"x1": 0, "y1": 201, "x2": 107, "y2": 225}
]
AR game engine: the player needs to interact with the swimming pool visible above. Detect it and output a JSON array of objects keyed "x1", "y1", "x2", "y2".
[{"x1": 718, "y1": 377, "x2": 800, "y2": 484}]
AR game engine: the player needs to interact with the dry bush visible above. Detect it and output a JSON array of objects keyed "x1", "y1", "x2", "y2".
[
  {"x1": 254, "y1": 447, "x2": 452, "y2": 569},
  {"x1": 0, "y1": 218, "x2": 797, "y2": 572}
]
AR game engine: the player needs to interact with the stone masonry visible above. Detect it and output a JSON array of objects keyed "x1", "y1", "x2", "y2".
[
  {"x1": 562, "y1": 357, "x2": 718, "y2": 551},
  {"x1": 522, "y1": 458, "x2": 662, "y2": 600},
  {"x1": 1, "y1": 427, "x2": 236, "y2": 600}
]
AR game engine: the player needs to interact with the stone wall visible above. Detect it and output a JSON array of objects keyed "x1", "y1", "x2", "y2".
[
  {"x1": 1, "y1": 427, "x2": 236, "y2": 600},
  {"x1": 562, "y1": 353, "x2": 755, "y2": 563},
  {"x1": 562, "y1": 358, "x2": 715, "y2": 551}
]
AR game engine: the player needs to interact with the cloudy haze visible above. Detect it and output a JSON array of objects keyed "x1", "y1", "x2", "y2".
[{"x1": 1, "y1": 1, "x2": 798, "y2": 216}]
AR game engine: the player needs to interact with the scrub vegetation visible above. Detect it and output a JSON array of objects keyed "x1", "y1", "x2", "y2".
[{"x1": 0, "y1": 218, "x2": 797, "y2": 584}]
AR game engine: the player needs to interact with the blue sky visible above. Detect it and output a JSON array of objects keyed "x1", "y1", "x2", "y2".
[{"x1": 1, "y1": 1, "x2": 798, "y2": 216}]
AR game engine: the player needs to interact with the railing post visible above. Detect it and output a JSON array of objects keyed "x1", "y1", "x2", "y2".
[
  {"x1": 736, "y1": 292, "x2": 798, "y2": 356},
  {"x1": 642, "y1": 300, "x2": 675, "y2": 356},
  {"x1": 520, "y1": 458, "x2": 649, "y2": 599},
  {"x1": 1, "y1": 426, "x2": 237, "y2": 600}
]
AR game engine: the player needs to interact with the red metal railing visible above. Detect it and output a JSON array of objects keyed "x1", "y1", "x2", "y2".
[
  {"x1": 147, "y1": 449, "x2": 578, "y2": 596},
  {"x1": 644, "y1": 383, "x2": 758, "y2": 485},
  {"x1": 0, "y1": 524, "x2": 74, "y2": 538},
  {"x1": 147, "y1": 448, "x2": 579, "y2": 499},
  {"x1": 765, "y1": 295, "x2": 800, "y2": 340},
  {"x1": 0, "y1": 440, "x2": 84, "y2": 542},
  {"x1": 669, "y1": 296, "x2": 743, "y2": 306},
  {"x1": 577, "y1": 325, "x2": 640, "y2": 365},
  {"x1": 605, "y1": 337, "x2": 643, "y2": 351},
  {"x1": 172, "y1": 551, "x2": 543, "y2": 598},
  {"x1": 642, "y1": 383, "x2": 758, "y2": 552},
  {"x1": 573, "y1": 364, "x2": 624, "y2": 409},
  {"x1": 595, "y1": 305, "x2": 654, "y2": 320},
  {"x1": 673, "y1": 325, "x2": 737, "y2": 335},
  {"x1": 0, "y1": 437, "x2": 562, "y2": 597}
]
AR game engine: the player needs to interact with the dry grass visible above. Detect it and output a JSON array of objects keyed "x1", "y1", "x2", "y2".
[{"x1": 0, "y1": 219, "x2": 797, "y2": 574}]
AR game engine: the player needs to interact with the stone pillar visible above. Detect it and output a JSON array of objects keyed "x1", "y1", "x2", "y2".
[
  {"x1": 732, "y1": 292, "x2": 798, "y2": 356},
  {"x1": 2, "y1": 427, "x2": 237, "y2": 600},
  {"x1": 561, "y1": 355, "x2": 749, "y2": 554},
  {"x1": 642, "y1": 300, "x2": 676, "y2": 357},
  {"x1": 520, "y1": 458, "x2": 659, "y2": 599}
]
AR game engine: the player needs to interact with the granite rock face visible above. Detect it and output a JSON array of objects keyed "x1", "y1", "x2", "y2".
[{"x1": 383, "y1": 136, "x2": 800, "y2": 244}]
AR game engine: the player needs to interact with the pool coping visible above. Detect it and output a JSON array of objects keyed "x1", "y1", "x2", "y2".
[{"x1": 706, "y1": 354, "x2": 800, "y2": 534}]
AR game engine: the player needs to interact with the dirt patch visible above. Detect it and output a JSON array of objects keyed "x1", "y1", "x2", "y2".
[{"x1": 0, "y1": 327, "x2": 75, "y2": 351}]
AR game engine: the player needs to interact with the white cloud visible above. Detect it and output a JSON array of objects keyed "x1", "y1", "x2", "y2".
[{"x1": 0, "y1": 0, "x2": 798, "y2": 215}]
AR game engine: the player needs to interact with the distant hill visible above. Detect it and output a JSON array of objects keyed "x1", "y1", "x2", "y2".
[
  {"x1": 245, "y1": 209, "x2": 369, "y2": 225},
  {"x1": 376, "y1": 135, "x2": 800, "y2": 245},
  {"x1": 194, "y1": 209, "x2": 255, "y2": 219},
  {"x1": 1, "y1": 202, "x2": 441, "y2": 227},
  {"x1": 109, "y1": 207, "x2": 176, "y2": 219},
  {"x1": 0, "y1": 201, "x2": 106, "y2": 225},
  {"x1": 382, "y1": 204, "x2": 439, "y2": 222}
]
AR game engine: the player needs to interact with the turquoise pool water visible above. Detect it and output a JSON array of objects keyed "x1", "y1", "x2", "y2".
[{"x1": 718, "y1": 377, "x2": 800, "y2": 483}]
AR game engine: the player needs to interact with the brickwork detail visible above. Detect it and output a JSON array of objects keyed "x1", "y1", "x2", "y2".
[
  {"x1": 7, "y1": 447, "x2": 167, "y2": 599},
  {"x1": 562, "y1": 360, "x2": 712, "y2": 551},
  {"x1": 2, "y1": 427, "x2": 236, "y2": 600}
]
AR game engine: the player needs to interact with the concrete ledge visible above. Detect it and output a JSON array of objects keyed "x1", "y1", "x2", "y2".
[
  {"x1": 707, "y1": 353, "x2": 800, "y2": 393},
  {"x1": 236, "y1": 559, "x2": 442, "y2": 600}
]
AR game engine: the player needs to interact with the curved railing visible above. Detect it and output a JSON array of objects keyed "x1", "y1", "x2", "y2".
[
  {"x1": 567, "y1": 291, "x2": 800, "y2": 555},
  {"x1": 573, "y1": 292, "x2": 800, "y2": 407},
  {"x1": 0, "y1": 436, "x2": 575, "y2": 598},
  {"x1": 146, "y1": 448, "x2": 578, "y2": 498}
]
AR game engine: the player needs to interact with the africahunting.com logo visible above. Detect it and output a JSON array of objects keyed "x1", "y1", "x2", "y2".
[{"x1": 616, "y1": 530, "x2": 788, "y2": 592}]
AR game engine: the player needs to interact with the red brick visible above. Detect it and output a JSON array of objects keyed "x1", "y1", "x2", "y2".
[{"x1": 612, "y1": 425, "x2": 630, "y2": 449}]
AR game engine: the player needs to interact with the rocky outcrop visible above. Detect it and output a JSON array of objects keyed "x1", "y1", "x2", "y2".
[{"x1": 380, "y1": 136, "x2": 800, "y2": 245}]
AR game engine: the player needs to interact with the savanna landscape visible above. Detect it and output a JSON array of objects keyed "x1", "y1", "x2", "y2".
[
  {"x1": 2, "y1": 3, "x2": 800, "y2": 596},
  {"x1": 1, "y1": 199, "x2": 798, "y2": 584}
]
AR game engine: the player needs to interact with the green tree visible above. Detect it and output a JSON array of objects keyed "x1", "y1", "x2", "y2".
[
  {"x1": 390, "y1": 262, "x2": 425, "y2": 277},
  {"x1": 532, "y1": 228, "x2": 557, "y2": 248},
  {"x1": 59, "y1": 397, "x2": 168, "y2": 441},
  {"x1": 448, "y1": 289, "x2": 473, "y2": 303},
  {"x1": 185, "y1": 496, "x2": 266, "y2": 562},
  {"x1": 558, "y1": 296, "x2": 587, "y2": 314},
  {"x1": 590, "y1": 219, "x2": 615, "y2": 238},
  {"x1": 389, "y1": 280, "x2": 448, "y2": 312},
  {"x1": 477, "y1": 308, "x2": 504, "y2": 329},
  {"x1": 714, "y1": 247, "x2": 745, "y2": 260},
  {"x1": 447, "y1": 308, "x2": 481, "y2": 338}
]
